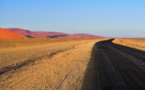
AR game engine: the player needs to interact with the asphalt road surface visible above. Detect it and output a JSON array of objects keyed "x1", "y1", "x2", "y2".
[{"x1": 81, "y1": 39, "x2": 145, "y2": 90}]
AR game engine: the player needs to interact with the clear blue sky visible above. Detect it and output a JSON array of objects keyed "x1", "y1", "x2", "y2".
[{"x1": 0, "y1": 0, "x2": 145, "y2": 37}]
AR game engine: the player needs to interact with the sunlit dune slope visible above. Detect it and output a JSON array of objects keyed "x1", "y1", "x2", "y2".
[{"x1": 0, "y1": 28, "x2": 28, "y2": 39}]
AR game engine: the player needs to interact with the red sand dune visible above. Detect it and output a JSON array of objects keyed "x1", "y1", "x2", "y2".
[
  {"x1": 0, "y1": 28, "x2": 28, "y2": 39},
  {"x1": 65, "y1": 33, "x2": 103, "y2": 38},
  {"x1": 5, "y1": 28, "x2": 46, "y2": 38},
  {"x1": 5, "y1": 28, "x2": 104, "y2": 38}
]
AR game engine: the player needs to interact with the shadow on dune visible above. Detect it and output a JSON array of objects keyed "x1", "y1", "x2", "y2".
[
  {"x1": 25, "y1": 35, "x2": 35, "y2": 38},
  {"x1": 81, "y1": 39, "x2": 145, "y2": 90},
  {"x1": 47, "y1": 35, "x2": 67, "y2": 38}
]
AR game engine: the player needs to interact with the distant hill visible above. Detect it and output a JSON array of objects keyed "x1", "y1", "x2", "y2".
[
  {"x1": 65, "y1": 33, "x2": 103, "y2": 38},
  {"x1": 0, "y1": 28, "x2": 28, "y2": 39},
  {"x1": 5, "y1": 28, "x2": 104, "y2": 38},
  {"x1": 34, "y1": 31, "x2": 69, "y2": 38}
]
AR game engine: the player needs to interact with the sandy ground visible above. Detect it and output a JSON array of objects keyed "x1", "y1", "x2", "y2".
[
  {"x1": 1, "y1": 38, "x2": 145, "y2": 90},
  {"x1": 0, "y1": 39, "x2": 104, "y2": 90},
  {"x1": 113, "y1": 38, "x2": 145, "y2": 51}
]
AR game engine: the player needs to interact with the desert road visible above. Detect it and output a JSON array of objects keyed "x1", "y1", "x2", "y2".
[
  {"x1": 1, "y1": 39, "x2": 145, "y2": 90},
  {"x1": 82, "y1": 39, "x2": 145, "y2": 90}
]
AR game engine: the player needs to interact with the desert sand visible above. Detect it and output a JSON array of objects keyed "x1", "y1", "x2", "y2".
[
  {"x1": 0, "y1": 39, "x2": 105, "y2": 90},
  {"x1": 1, "y1": 38, "x2": 145, "y2": 90}
]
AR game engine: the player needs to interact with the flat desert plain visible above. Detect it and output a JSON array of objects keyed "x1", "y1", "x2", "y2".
[
  {"x1": 1, "y1": 38, "x2": 145, "y2": 90},
  {"x1": 0, "y1": 38, "x2": 105, "y2": 90}
]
